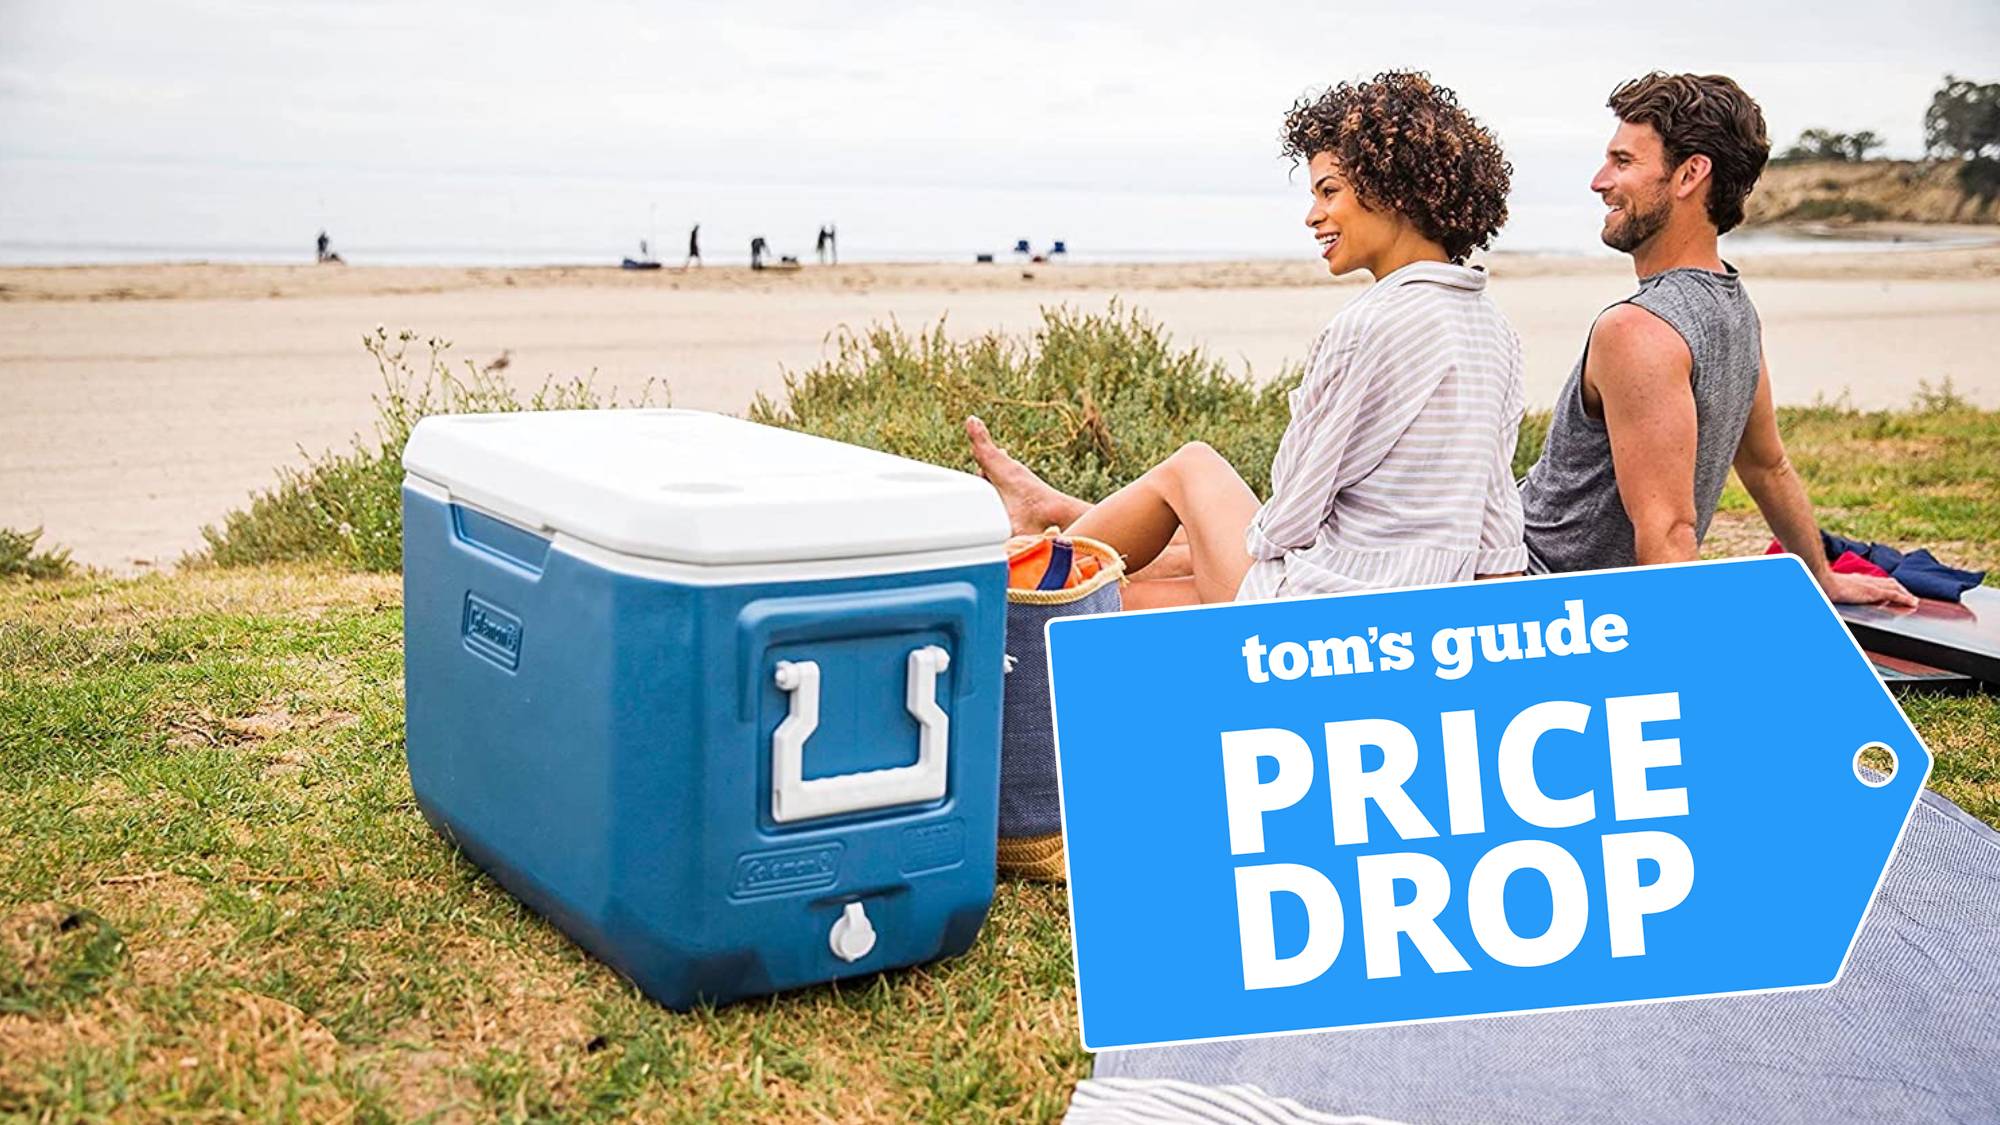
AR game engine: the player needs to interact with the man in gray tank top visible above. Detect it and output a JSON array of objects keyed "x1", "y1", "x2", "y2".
[{"x1": 1519, "y1": 73, "x2": 1915, "y2": 608}]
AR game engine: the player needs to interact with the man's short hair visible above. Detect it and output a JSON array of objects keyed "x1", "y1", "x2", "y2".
[{"x1": 1608, "y1": 73, "x2": 1770, "y2": 234}]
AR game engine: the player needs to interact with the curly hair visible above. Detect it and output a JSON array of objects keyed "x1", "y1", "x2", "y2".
[
  {"x1": 1607, "y1": 73, "x2": 1770, "y2": 235},
  {"x1": 1280, "y1": 72, "x2": 1511, "y2": 263}
]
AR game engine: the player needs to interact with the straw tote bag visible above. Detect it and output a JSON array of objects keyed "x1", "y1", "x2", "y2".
[{"x1": 997, "y1": 534, "x2": 1123, "y2": 881}]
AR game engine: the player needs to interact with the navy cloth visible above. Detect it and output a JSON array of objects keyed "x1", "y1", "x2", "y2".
[{"x1": 1821, "y1": 532, "x2": 1985, "y2": 602}]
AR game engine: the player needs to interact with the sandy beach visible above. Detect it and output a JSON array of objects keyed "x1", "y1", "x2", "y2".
[{"x1": 4, "y1": 245, "x2": 1998, "y2": 573}]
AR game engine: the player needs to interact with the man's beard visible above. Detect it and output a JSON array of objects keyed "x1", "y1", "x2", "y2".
[{"x1": 1601, "y1": 187, "x2": 1672, "y2": 253}]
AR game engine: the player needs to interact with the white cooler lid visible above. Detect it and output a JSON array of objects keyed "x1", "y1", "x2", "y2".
[{"x1": 403, "y1": 409, "x2": 1010, "y2": 565}]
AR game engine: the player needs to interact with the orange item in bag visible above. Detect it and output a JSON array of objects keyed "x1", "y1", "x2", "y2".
[{"x1": 1006, "y1": 532, "x2": 1104, "y2": 591}]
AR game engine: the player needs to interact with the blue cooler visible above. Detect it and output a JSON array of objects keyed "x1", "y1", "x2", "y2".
[{"x1": 400, "y1": 409, "x2": 1009, "y2": 1008}]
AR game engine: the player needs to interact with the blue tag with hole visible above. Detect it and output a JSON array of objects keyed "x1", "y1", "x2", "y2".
[{"x1": 1046, "y1": 557, "x2": 1930, "y2": 1051}]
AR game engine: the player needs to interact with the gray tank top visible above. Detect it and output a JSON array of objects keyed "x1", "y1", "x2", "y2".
[{"x1": 1520, "y1": 265, "x2": 1762, "y2": 574}]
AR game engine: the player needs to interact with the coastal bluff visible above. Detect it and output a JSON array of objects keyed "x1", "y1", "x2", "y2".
[{"x1": 1747, "y1": 159, "x2": 2000, "y2": 226}]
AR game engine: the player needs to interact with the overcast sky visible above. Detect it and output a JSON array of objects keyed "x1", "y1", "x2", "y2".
[{"x1": 2, "y1": 1, "x2": 1995, "y2": 258}]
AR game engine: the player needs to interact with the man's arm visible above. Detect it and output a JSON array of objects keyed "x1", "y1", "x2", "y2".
[
  {"x1": 1585, "y1": 305, "x2": 1701, "y2": 565},
  {"x1": 1734, "y1": 352, "x2": 1917, "y2": 607}
]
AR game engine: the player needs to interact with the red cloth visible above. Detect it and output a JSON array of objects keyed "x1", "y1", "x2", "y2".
[{"x1": 1764, "y1": 538, "x2": 1890, "y2": 578}]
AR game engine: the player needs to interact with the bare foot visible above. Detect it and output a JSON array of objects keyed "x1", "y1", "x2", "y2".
[{"x1": 965, "y1": 416, "x2": 1089, "y2": 535}]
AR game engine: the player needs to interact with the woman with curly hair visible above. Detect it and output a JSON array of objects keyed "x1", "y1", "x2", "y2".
[{"x1": 969, "y1": 71, "x2": 1526, "y2": 604}]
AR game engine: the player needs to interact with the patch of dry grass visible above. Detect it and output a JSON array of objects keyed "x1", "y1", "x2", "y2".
[{"x1": 0, "y1": 568, "x2": 1088, "y2": 1121}]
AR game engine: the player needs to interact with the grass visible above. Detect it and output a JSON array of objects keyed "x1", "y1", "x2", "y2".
[
  {"x1": 1710, "y1": 382, "x2": 2000, "y2": 578},
  {"x1": 4, "y1": 307, "x2": 1998, "y2": 1120},
  {"x1": 3, "y1": 565, "x2": 1995, "y2": 1121},
  {"x1": 0, "y1": 569, "x2": 1086, "y2": 1121}
]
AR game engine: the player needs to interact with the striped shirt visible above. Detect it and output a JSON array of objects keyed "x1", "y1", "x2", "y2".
[{"x1": 1235, "y1": 260, "x2": 1527, "y2": 600}]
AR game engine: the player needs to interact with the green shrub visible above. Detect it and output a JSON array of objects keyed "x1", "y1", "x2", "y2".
[
  {"x1": 749, "y1": 302, "x2": 1300, "y2": 503},
  {"x1": 0, "y1": 526, "x2": 75, "y2": 580},
  {"x1": 204, "y1": 305, "x2": 1556, "y2": 575},
  {"x1": 752, "y1": 303, "x2": 1554, "y2": 496},
  {"x1": 1910, "y1": 377, "x2": 1974, "y2": 414},
  {"x1": 1513, "y1": 410, "x2": 1550, "y2": 480},
  {"x1": 197, "y1": 328, "x2": 660, "y2": 571}
]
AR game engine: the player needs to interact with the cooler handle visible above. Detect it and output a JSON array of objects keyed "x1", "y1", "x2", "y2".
[{"x1": 770, "y1": 645, "x2": 951, "y2": 823}]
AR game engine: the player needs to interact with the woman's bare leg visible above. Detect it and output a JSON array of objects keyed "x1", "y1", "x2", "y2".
[
  {"x1": 966, "y1": 416, "x2": 1090, "y2": 534},
  {"x1": 1064, "y1": 442, "x2": 1260, "y2": 604},
  {"x1": 1122, "y1": 576, "x2": 1202, "y2": 610},
  {"x1": 1130, "y1": 541, "x2": 1193, "y2": 582},
  {"x1": 966, "y1": 416, "x2": 1195, "y2": 580}
]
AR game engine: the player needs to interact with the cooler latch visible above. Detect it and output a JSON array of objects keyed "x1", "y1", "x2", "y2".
[{"x1": 770, "y1": 645, "x2": 951, "y2": 823}]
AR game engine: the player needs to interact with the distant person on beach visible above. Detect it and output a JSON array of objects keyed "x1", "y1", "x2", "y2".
[
  {"x1": 1516, "y1": 72, "x2": 1914, "y2": 607},
  {"x1": 968, "y1": 72, "x2": 1525, "y2": 608},
  {"x1": 816, "y1": 225, "x2": 830, "y2": 264},
  {"x1": 684, "y1": 223, "x2": 702, "y2": 268},
  {"x1": 315, "y1": 230, "x2": 329, "y2": 262},
  {"x1": 750, "y1": 236, "x2": 769, "y2": 270}
]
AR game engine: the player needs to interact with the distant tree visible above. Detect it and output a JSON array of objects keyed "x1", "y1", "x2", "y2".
[
  {"x1": 1778, "y1": 128, "x2": 1831, "y2": 162},
  {"x1": 1963, "y1": 157, "x2": 2000, "y2": 204},
  {"x1": 1845, "y1": 130, "x2": 1884, "y2": 161},
  {"x1": 1924, "y1": 75, "x2": 2000, "y2": 159},
  {"x1": 1777, "y1": 128, "x2": 1886, "y2": 163}
]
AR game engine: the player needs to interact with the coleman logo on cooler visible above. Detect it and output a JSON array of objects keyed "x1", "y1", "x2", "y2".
[
  {"x1": 732, "y1": 843, "x2": 843, "y2": 898},
  {"x1": 461, "y1": 593, "x2": 524, "y2": 670},
  {"x1": 1045, "y1": 557, "x2": 1929, "y2": 1051}
]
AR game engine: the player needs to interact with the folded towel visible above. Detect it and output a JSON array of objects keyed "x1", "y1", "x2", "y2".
[{"x1": 1765, "y1": 532, "x2": 1985, "y2": 602}]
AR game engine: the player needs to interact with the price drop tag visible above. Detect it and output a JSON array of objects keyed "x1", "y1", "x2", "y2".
[{"x1": 1045, "y1": 557, "x2": 1930, "y2": 1051}]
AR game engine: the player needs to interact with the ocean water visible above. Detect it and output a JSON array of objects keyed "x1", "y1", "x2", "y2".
[{"x1": 0, "y1": 154, "x2": 1977, "y2": 268}]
